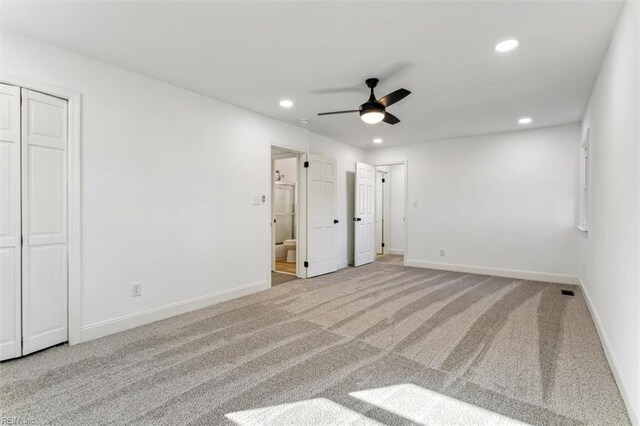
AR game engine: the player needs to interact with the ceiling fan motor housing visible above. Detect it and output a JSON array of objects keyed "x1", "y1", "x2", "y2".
[
  {"x1": 361, "y1": 77, "x2": 384, "y2": 116},
  {"x1": 365, "y1": 78, "x2": 379, "y2": 89},
  {"x1": 359, "y1": 100, "x2": 385, "y2": 117}
]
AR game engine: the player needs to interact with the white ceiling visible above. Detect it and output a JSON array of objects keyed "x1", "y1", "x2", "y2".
[{"x1": 1, "y1": 1, "x2": 623, "y2": 149}]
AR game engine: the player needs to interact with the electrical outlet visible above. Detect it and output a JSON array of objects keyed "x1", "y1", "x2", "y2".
[
  {"x1": 131, "y1": 282, "x2": 142, "y2": 297},
  {"x1": 412, "y1": 201, "x2": 418, "y2": 208},
  {"x1": 439, "y1": 249, "x2": 445, "y2": 256}
]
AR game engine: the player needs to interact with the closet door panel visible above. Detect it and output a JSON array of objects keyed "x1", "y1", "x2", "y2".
[
  {"x1": 0, "y1": 83, "x2": 22, "y2": 361},
  {"x1": 21, "y1": 89, "x2": 68, "y2": 355}
]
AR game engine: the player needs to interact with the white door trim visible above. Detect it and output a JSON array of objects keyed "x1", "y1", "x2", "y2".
[
  {"x1": 374, "y1": 169, "x2": 389, "y2": 255},
  {"x1": 270, "y1": 158, "x2": 276, "y2": 273},
  {"x1": 1, "y1": 72, "x2": 82, "y2": 346},
  {"x1": 372, "y1": 161, "x2": 408, "y2": 263}
]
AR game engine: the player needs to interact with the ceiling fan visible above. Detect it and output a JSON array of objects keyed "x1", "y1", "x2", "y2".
[{"x1": 317, "y1": 78, "x2": 411, "y2": 125}]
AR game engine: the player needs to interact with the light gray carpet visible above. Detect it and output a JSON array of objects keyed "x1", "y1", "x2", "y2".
[
  {"x1": 271, "y1": 271, "x2": 298, "y2": 287},
  {"x1": 0, "y1": 257, "x2": 630, "y2": 425}
]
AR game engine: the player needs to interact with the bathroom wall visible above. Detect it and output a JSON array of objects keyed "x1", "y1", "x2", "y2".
[{"x1": 274, "y1": 157, "x2": 297, "y2": 184}]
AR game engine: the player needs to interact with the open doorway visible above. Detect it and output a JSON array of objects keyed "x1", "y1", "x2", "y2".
[
  {"x1": 374, "y1": 163, "x2": 406, "y2": 264},
  {"x1": 271, "y1": 147, "x2": 300, "y2": 286},
  {"x1": 269, "y1": 148, "x2": 339, "y2": 285}
]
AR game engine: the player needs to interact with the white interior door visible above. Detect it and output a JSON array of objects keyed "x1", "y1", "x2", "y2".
[
  {"x1": 0, "y1": 84, "x2": 22, "y2": 361},
  {"x1": 354, "y1": 162, "x2": 375, "y2": 266},
  {"x1": 375, "y1": 170, "x2": 386, "y2": 255},
  {"x1": 21, "y1": 89, "x2": 68, "y2": 355},
  {"x1": 305, "y1": 153, "x2": 337, "y2": 277}
]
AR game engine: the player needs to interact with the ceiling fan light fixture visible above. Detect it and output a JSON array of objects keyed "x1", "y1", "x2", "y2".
[
  {"x1": 360, "y1": 110, "x2": 385, "y2": 124},
  {"x1": 317, "y1": 77, "x2": 410, "y2": 126}
]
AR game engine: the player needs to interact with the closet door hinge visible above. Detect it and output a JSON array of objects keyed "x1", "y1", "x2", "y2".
[
  {"x1": 304, "y1": 161, "x2": 309, "y2": 168},
  {"x1": 303, "y1": 261, "x2": 309, "y2": 268},
  {"x1": 21, "y1": 236, "x2": 23, "y2": 246},
  {"x1": 381, "y1": 243, "x2": 385, "y2": 248},
  {"x1": 382, "y1": 178, "x2": 385, "y2": 183}
]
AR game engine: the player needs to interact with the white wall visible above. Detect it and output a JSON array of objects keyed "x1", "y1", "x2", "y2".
[
  {"x1": 366, "y1": 123, "x2": 581, "y2": 282},
  {"x1": 1, "y1": 31, "x2": 362, "y2": 338},
  {"x1": 579, "y1": 1, "x2": 639, "y2": 422},
  {"x1": 309, "y1": 133, "x2": 365, "y2": 267}
]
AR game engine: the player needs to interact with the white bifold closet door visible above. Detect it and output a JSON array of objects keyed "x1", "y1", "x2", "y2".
[
  {"x1": 0, "y1": 84, "x2": 22, "y2": 360},
  {"x1": 21, "y1": 89, "x2": 68, "y2": 356},
  {"x1": 354, "y1": 162, "x2": 375, "y2": 266},
  {"x1": 0, "y1": 85, "x2": 68, "y2": 360},
  {"x1": 305, "y1": 153, "x2": 338, "y2": 278}
]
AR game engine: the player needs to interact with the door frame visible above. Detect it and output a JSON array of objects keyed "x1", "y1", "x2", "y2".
[
  {"x1": 374, "y1": 169, "x2": 389, "y2": 255},
  {"x1": 372, "y1": 160, "x2": 408, "y2": 262},
  {"x1": 1, "y1": 72, "x2": 82, "y2": 346},
  {"x1": 268, "y1": 145, "x2": 307, "y2": 283}
]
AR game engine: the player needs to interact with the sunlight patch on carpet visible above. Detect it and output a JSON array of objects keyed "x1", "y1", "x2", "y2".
[
  {"x1": 225, "y1": 397, "x2": 382, "y2": 425},
  {"x1": 350, "y1": 384, "x2": 527, "y2": 425}
]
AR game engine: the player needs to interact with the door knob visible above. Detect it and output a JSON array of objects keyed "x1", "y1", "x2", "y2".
[
  {"x1": 356, "y1": 218, "x2": 362, "y2": 221},
  {"x1": 334, "y1": 219, "x2": 339, "y2": 224}
]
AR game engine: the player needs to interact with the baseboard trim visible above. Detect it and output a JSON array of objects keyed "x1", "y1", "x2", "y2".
[
  {"x1": 80, "y1": 280, "x2": 269, "y2": 343},
  {"x1": 579, "y1": 277, "x2": 638, "y2": 425},
  {"x1": 388, "y1": 249, "x2": 405, "y2": 255},
  {"x1": 403, "y1": 259, "x2": 579, "y2": 285}
]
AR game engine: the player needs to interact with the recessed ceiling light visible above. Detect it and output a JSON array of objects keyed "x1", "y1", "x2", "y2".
[
  {"x1": 373, "y1": 138, "x2": 383, "y2": 144},
  {"x1": 518, "y1": 117, "x2": 533, "y2": 124},
  {"x1": 495, "y1": 39, "x2": 519, "y2": 53},
  {"x1": 279, "y1": 99, "x2": 293, "y2": 108}
]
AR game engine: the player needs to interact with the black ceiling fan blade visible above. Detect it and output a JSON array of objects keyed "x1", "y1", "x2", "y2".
[
  {"x1": 317, "y1": 110, "x2": 359, "y2": 116},
  {"x1": 383, "y1": 112, "x2": 400, "y2": 125},
  {"x1": 378, "y1": 88, "x2": 411, "y2": 108}
]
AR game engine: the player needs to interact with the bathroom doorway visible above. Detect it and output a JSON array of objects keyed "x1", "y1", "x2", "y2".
[{"x1": 271, "y1": 147, "x2": 300, "y2": 285}]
